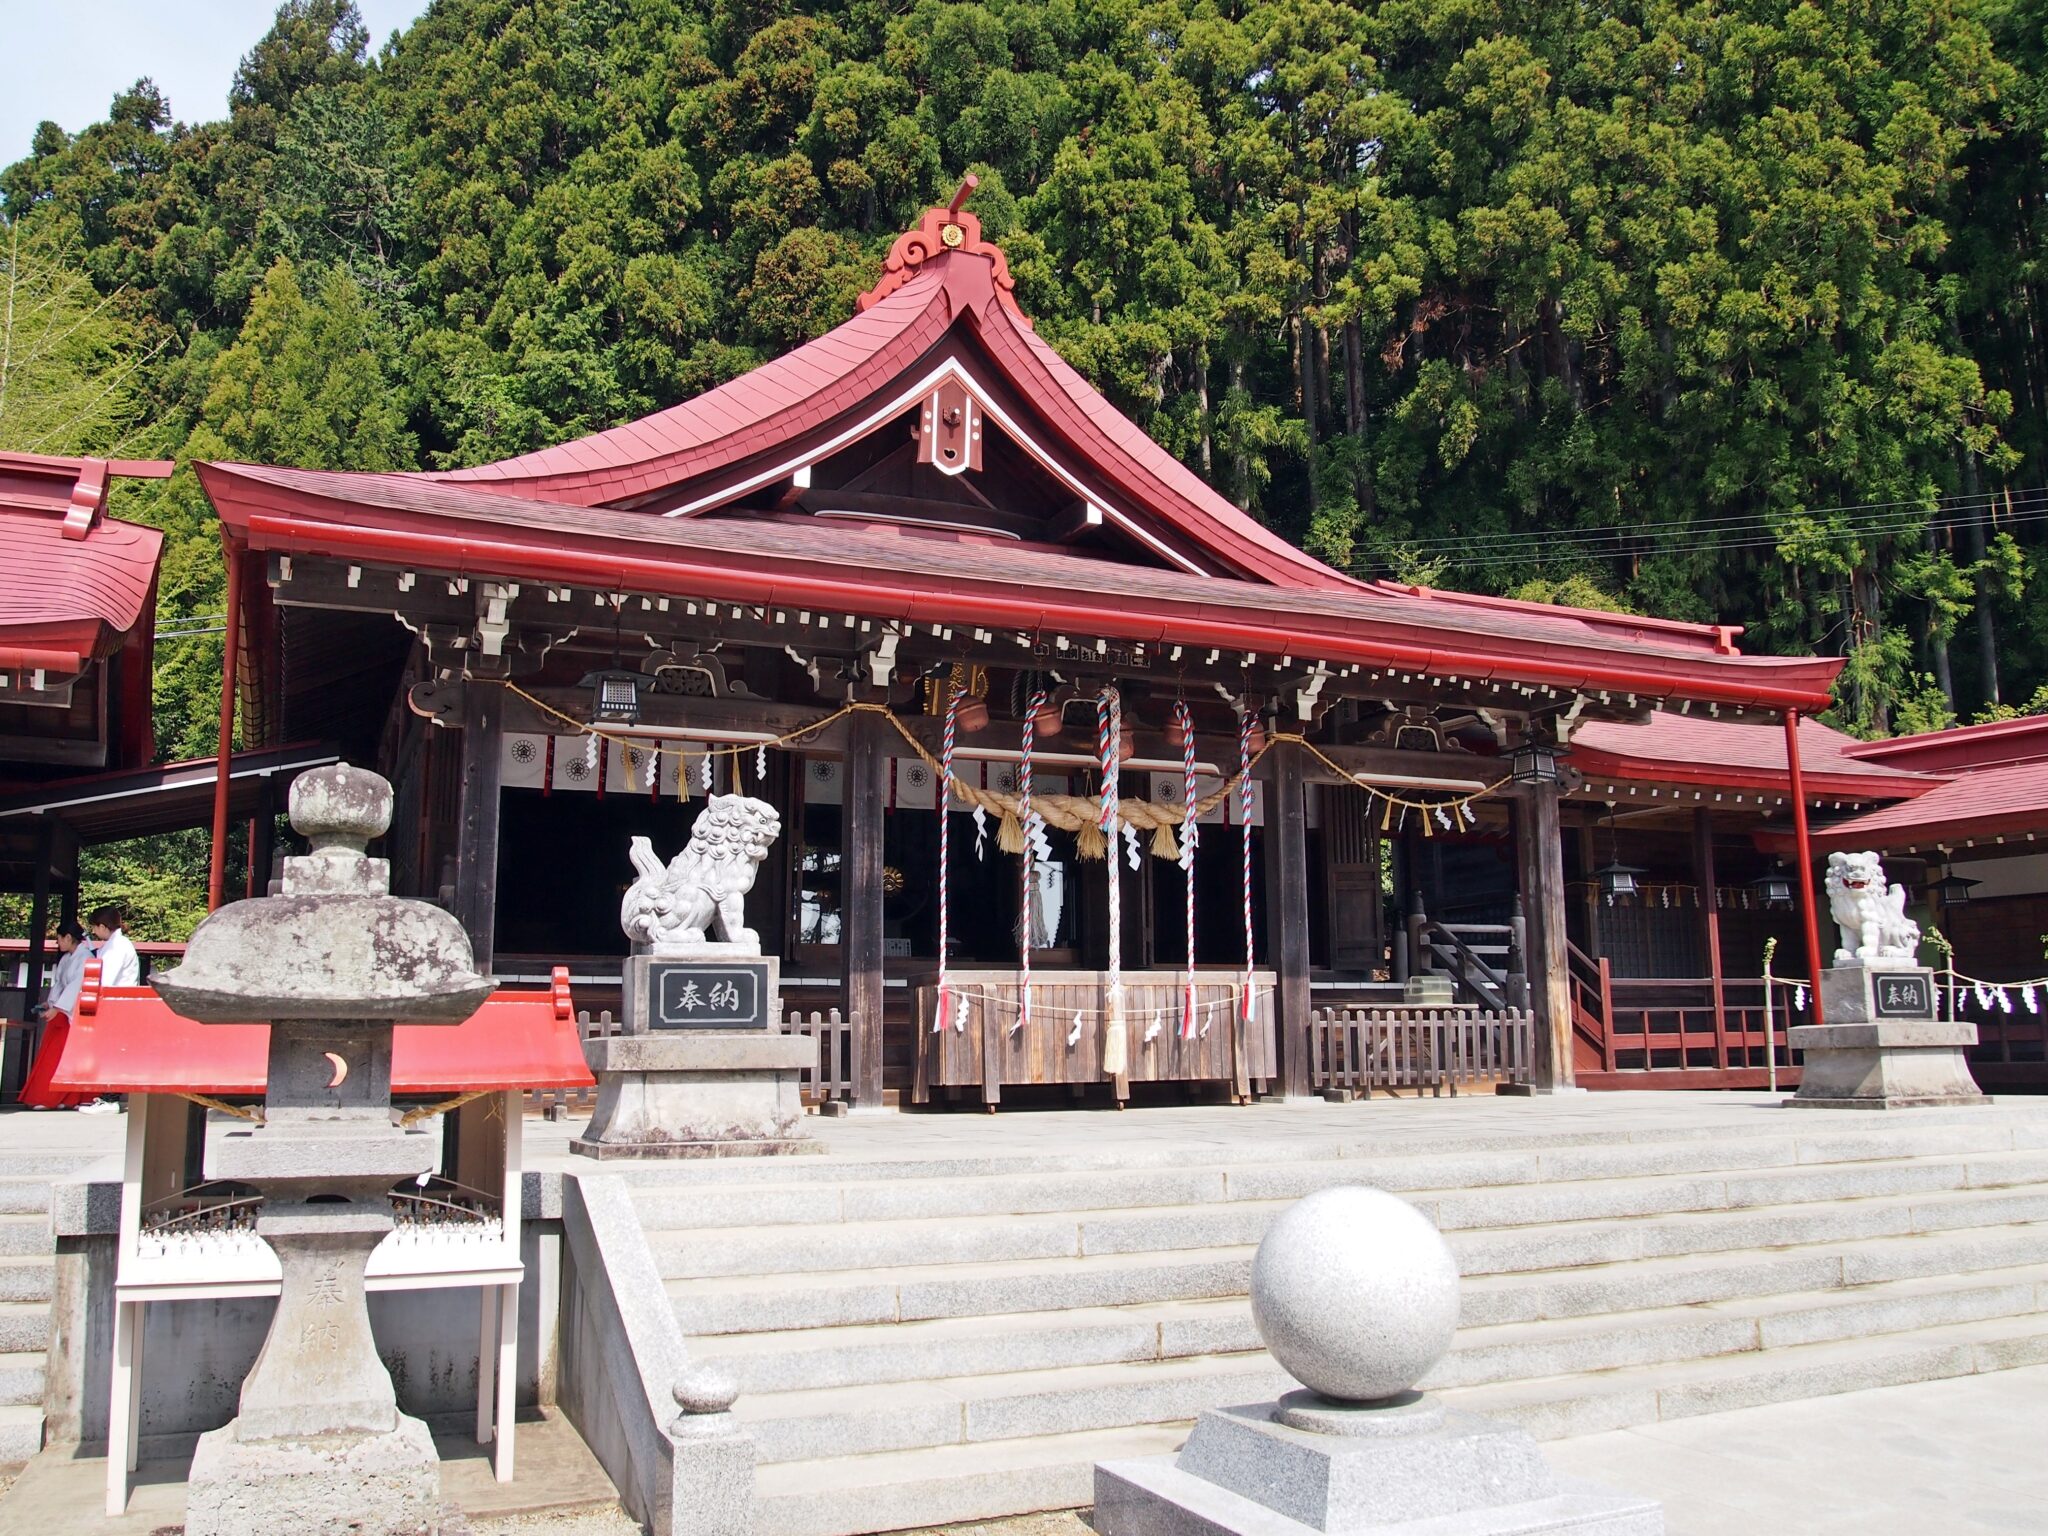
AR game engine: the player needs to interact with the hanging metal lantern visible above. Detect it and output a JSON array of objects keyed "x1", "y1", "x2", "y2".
[
  {"x1": 1595, "y1": 859, "x2": 1646, "y2": 901},
  {"x1": 1749, "y1": 863, "x2": 1796, "y2": 911},
  {"x1": 1926, "y1": 869, "x2": 1981, "y2": 906},
  {"x1": 579, "y1": 668, "x2": 642, "y2": 725},
  {"x1": 1508, "y1": 741, "x2": 1566, "y2": 788}
]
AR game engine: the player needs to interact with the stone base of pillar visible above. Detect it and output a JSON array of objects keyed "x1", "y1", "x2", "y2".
[
  {"x1": 185, "y1": 1412, "x2": 442, "y2": 1536},
  {"x1": 1094, "y1": 1394, "x2": 1660, "y2": 1535}
]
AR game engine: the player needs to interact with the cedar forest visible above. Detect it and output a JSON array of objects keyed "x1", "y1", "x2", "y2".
[{"x1": 2, "y1": 0, "x2": 2045, "y2": 936}]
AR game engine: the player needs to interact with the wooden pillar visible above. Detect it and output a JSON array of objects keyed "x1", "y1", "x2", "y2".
[
  {"x1": 245, "y1": 776, "x2": 278, "y2": 900},
  {"x1": 1575, "y1": 824, "x2": 1603, "y2": 957},
  {"x1": 844, "y1": 709, "x2": 888, "y2": 1108},
  {"x1": 1693, "y1": 808, "x2": 1726, "y2": 1034},
  {"x1": 455, "y1": 682, "x2": 504, "y2": 973},
  {"x1": 1260, "y1": 740, "x2": 1313, "y2": 1098},
  {"x1": 1783, "y1": 710, "x2": 1825, "y2": 1004},
  {"x1": 1513, "y1": 782, "x2": 1574, "y2": 1090},
  {"x1": 205, "y1": 545, "x2": 243, "y2": 910},
  {"x1": 22, "y1": 822, "x2": 53, "y2": 1020}
]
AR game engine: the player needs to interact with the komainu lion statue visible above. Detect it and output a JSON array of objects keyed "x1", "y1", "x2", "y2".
[
  {"x1": 620, "y1": 794, "x2": 782, "y2": 952},
  {"x1": 1825, "y1": 850, "x2": 1920, "y2": 966}
]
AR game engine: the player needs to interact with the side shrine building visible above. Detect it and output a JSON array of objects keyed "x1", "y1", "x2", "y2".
[{"x1": 194, "y1": 190, "x2": 1862, "y2": 1108}]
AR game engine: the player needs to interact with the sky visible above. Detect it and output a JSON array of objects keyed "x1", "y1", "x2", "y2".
[{"x1": 0, "y1": 1, "x2": 433, "y2": 169}]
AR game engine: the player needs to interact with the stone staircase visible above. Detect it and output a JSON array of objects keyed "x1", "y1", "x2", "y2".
[
  {"x1": 623, "y1": 1108, "x2": 2048, "y2": 1536},
  {"x1": 0, "y1": 1155, "x2": 79, "y2": 1466}
]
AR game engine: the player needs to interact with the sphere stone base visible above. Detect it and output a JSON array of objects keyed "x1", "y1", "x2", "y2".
[
  {"x1": 184, "y1": 1411, "x2": 443, "y2": 1536},
  {"x1": 1092, "y1": 1398, "x2": 1662, "y2": 1536}
]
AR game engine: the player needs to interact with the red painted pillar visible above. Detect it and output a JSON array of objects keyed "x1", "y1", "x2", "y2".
[
  {"x1": 1783, "y1": 710, "x2": 1825, "y2": 1006},
  {"x1": 206, "y1": 545, "x2": 243, "y2": 911}
]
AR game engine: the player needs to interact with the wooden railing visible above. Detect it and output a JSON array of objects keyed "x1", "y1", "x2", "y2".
[
  {"x1": 789, "y1": 1008, "x2": 854, "y2": 1106},
  {"x1": 1408, "y1": 910, "x2": 1526, "y2": 1012},
  {"x1": 1591, "y1": 977, "x2": 1805, "y2": 1087},
  {"x1": 1309, "y1": 1006, "x2": 1534, "y2": 1099},
  {"x1": 1566, "y1": 940, "x2": 1614, "y2": 1072},
  {"x1": 527, "y1": 1007, "x2": 859, "y2": 1118}
]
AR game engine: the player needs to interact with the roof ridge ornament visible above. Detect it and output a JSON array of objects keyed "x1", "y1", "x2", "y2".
[{"x1": 857, "y1": 174, "x2": 1028, "y2": 325}]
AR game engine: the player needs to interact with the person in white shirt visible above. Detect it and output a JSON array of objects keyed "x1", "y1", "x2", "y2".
[
  {"x1": 19, "y1": 923, "x2": 92, "y2": 1109},
  {"x1": 89, "y1": 905, "x2": 140, "y2": 989},
  {"x1": 42, "y1": 923, "x2": 92, "y2": 1022},
  {"x1": 69, "y1": 905, "x2": 139, "y2": 1113}
]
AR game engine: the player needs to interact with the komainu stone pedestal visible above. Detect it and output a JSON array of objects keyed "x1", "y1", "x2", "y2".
[
  {"x1": 573, "y1": 952, "x2": 818, "y2": 1158},
  {"x1": 1790, "y1": 960, "x2": 1987, "y2": 1110},
  {"x1": 1095, "y1": 1393, "x2": 1661, "y2": 1536},
  {"x1": 185, "y1": 1415, "x2": 440, "y2": 1536}
]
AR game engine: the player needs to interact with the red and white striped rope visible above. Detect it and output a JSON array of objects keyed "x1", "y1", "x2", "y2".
[
  {"x1": 1175, "y1": 698, "x2": 1198, "y2": 1039},
  {"x1": 1019, "y1": 687, "x2": 1046, "y2": 1034},
  {"x1": 1098, "y1": 687, "x2": 1122, "y2": 1004},
  {"x1": 1239, "y1": 706, "x2": 1256, "y2": 1028},
  {"x1": 936, "y1": 686, "x2": 960, "y2": 1033}
]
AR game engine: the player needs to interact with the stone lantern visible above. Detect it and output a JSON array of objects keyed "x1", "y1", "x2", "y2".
[{"x1": 151, "y1": 763, "x2": 492, "y2": 1536}]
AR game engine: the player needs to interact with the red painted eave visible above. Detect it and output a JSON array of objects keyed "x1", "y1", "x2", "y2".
[
  {"x1": 198, "y1": 461, "x2": 1847, "y2": 712},
  {"x1": 52, "y1": 982, "x2": 594, "y2": 1096}
]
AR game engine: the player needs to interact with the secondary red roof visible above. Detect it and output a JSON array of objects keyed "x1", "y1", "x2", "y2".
[
  {"x1": 1756, "y1": 761, "x2": 2048, "y2": 855},
  {"x1": 51, "y1": 967, "x2": 594, "y2": 1096},
  {"x1": 0, "y1": 452, "x2": 170, "y2": 673},
  {"x1": 1570, "y1": 713, "x2": 1937, "y2": 799},
  {"x1": 1844, "y1": 714, "x2": 2048, "y2": 774},
  {"x1": 196, "y1": 459, "x2": 1850, "y2": 712}
]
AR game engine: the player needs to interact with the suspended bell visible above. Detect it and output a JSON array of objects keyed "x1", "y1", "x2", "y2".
[
  {"x1": 1166, "y1": 710, "x2": 1194, "y2": 753},
  {"x1": 955, "y1": 694, "x2": 991, "y2": 732},
  {"x1": 1032, "y1": 697, "x2": 1066, "y2": 739}
]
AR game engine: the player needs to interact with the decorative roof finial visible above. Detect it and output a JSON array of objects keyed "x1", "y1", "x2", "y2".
[{"x1": 856, "y1": 175, "x2": 1025, "y2": 323}]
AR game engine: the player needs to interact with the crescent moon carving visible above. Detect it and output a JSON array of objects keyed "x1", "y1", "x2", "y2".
[{"x1": 324, "y1": 1052, "x2": 348, "y2": 1089}]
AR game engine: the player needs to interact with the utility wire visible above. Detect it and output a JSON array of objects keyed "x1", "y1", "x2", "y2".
[{"x1": 1351, "y1": 484, "x2": 2048, "y2": 560}]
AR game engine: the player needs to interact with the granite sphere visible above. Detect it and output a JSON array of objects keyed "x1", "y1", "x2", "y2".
[{"x1": 1250, "y1": 1186, "x2": 1461, "y2": 1402}]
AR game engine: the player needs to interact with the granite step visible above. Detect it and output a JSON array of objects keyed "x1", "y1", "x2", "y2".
[
  {"x1": 754, "y1": 1422, "x2": 1189, "y2": 1536},
  {"x1": 0, "y1": 1302, "x2": 49, "y2": 1356},
  {"x1": 674, "y1": 1215, "x2": 2048, "y2": 1340},
  {"x1": 0, "y1": 1351, "x2": 44, "y2": 1409},
  {"x1": 1441, "y1": 1309, "x2": 2048, "y2": 1440},
  {"x1": 0, "y1": 1217, "x2": 50, "y2": 1261},
  {"x1": 609, "y1": 1107, "x2": 2048, "y2": 1194},
  {"x1": 0, "y1": 1181, "x2": 53, "y2": 1217},
  {"x1": 707, "y1": 1262, "x2": 2048, "y2": 1403},
  {"x1": 626, "y1": 1135, "x2": 2048, "y2": 1231},
  {"x1": 0, "y1": 1402, "x2": 42, "y2": 1466},
  {"x1": 672, "y1": 1246, "x2": 1259, "y2": 1335},
  {"x1": 736, "y1": 1351, "x2": 1292, "y2": 1465},
  {"x1": 649, "y1": 1169, "x2": 2048, "y2": 1282},
  {"x1": 0, "y1": 1257, "x2": 53, "y2": 1306}
]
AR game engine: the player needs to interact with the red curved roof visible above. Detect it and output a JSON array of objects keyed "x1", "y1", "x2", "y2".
[
  {"x1": 197, "y1": 458, "x2": 1848, "y2": 712},
  {"x1": 0, "y1": 452, "x2": 168, "y2": 667}
]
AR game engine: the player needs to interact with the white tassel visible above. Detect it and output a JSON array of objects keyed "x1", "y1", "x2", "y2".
[
  {"x1": 584, "y1": 732, "x2": 598, "y2": 768},
  {"x1": 756, "y1": 743, "x2": 768, "y2": 781},
  {"x1": 1434, "y1": 805, "x2": 1451, "y2": 830},
  {"x1": 1997, "y1": 987, "x2": 2013, "y2": 1012},
  {"x1": 973, "y1": 804, "x2": 988, "y2": 857},
  {"x1": 955, "y1": 993, "x2": 970, "y2": 1033},
  {"x1": 1793, "y1": 985, "x2": 1808, "y2": 1012},
  {"x1": 2025, "y1": 985, "x2": 2039, "y2": 1014},
  {"x1": 701, "y1": 753, "x2": 713, "y2": 791},
  {"x1": 1124, "y1": 821, "x2": 1141, "y2": 870}
]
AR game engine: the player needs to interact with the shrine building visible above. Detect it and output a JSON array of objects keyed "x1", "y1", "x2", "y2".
[{"x1": 188, "y1": 188, "x2": 1884, "y2": 1109}]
